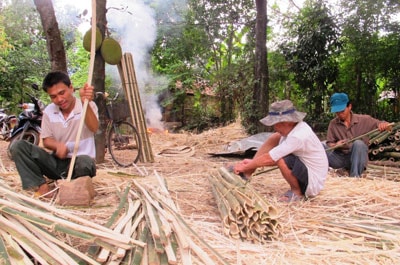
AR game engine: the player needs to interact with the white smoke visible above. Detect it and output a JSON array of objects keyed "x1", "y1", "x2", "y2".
[
  {"x1": 106, "y1": 0, "x2": 165, "y2": 130},
  {"x1": 56, "y1": 0, "x2": 167, "y2": 130}
]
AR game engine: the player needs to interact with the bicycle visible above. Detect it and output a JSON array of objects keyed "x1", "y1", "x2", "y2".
[{"x1": 96, "y1": 92, "x2": 142, "y2": 167}]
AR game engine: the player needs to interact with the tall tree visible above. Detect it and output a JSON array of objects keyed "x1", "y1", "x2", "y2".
[
  {"x1": 152, "y1": 0, "x2": 256, "y2": 129},
  {"x1": 33, "y1": 0, "x2": 67, "y2": 72},
  {"x1": 0, "y1": 14, "x2": 12, "y2": 76},
  {"x1": 0, "y1": 0, "x2": 49, "y2": 109},
  {"x1": 188, "y1": 0, "x2": 255, "y2": 125},
  {"x1": 281, "y1": 0, "x2": 341, "y2": 118},
  {"x1": 338, "y1": 0, "x2": 400, "y2": 116},
  {"x1": 93, "y1": 0, "x2": 107, "y2": 163},
  {"x1": 250, "y1": 0, "x2": 269, "y2": 133}
]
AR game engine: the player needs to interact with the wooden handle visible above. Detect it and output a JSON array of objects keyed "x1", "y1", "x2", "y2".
[{"x1": 66, "y1": 0, "x2": 97, "y2": 182}]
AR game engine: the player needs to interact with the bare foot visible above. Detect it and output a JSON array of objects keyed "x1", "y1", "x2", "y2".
[{"x1": 35, "y1": 183, "x2": 56, "y2": 198}]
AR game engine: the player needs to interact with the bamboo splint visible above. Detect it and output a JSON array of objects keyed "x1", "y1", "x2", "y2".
[
  {"x1": 91, "y1": 175, "x2": 227, "y2": 264},
  {"x1": 0, "y1": 183, "x2": 143, "y2": 265},
  {"x1": 208, "y1": 167, "x2": 281, "y2": 243},
  {"x1": 117, "y1": 53, "x2": 154, "y2": 163}
]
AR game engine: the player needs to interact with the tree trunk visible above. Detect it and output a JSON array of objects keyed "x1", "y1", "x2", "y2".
[
  {"x1": 33, "y1": 0, "x2": 67, "y2": 72},
  {"x1": 252, "y1": 0, "x2": 269, "y2": 133},
  {"x1": 93, "y1": 0, "x2": 107, "y2": 164}
]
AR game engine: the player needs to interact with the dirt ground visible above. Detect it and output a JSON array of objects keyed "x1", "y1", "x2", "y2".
[{"x1": 1, "y1": 121, "x2": 399, "y2": 264}]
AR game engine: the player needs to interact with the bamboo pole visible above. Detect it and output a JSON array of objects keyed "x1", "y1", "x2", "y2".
[
  {"x1": 11, "y1": 216, "x2": 79, "y2": 265},
  {"x1": 133, "y1": 178, "x2": 229, "y2": 265},
  {"x1": 0, "y1": 233, "x2": 11, "y2": 264},
  {"x1": 0, "y1": 230, "x2": 33, "y2": 265},
  {"x1": 370, "y1": 130, "x2": 392, "y2": 145},
  {"x1": 0, "y1": 185, "x2": 140, "y2": 245},
  {"x1": 118, "y1": 53, "x2": 154, "y2": 163},
  {"x1": 66, "y1": 0, "x2": 97, "y2": 181},
  {"x1": 88, "y1": 185, "x2": 131, "y2": 257},
  {"x1": 18, "y1": 218, "x2": 101, "y2": 265},
  {"x1": 329, "y1": 122, "x2": 396, "y2": 151},
  {"x1": 131, "y1": 223, "x2": 148, "y2": 265},
  {"x1": 0, "y1": 199, "x2": 141, "y2": 248},
  {"x1": 0, "y1": 215, "x2": 55, "y2": 265}
]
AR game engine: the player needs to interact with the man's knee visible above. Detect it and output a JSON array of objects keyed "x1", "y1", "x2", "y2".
[
  {"x1": 351, "y1": 140, "x2": 368, "y2": 152},
  {"x1": 74, "y1": 155, "x2": 96, "y2": 177},
  {"x1": 9, "y1": 140, "x2": 28, "y2": 156}
]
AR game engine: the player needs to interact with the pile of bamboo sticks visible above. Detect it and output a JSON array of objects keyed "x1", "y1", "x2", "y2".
[
  {"x1": 118, "y1": 53, "x2": 154, "y2": 163},
  {"x1": 368, "y1": 122, "x2": 400, "y2": 164},
  {"x1": 0, "y1": 182, "x2": 141, "y2": 264},
  {"x1": 208, "y1": 167, "x2": 281, "y2": 243},
  {"x1": 92, "y1": 176, "x2": 227, "y2": 264},
  {"x1": 0, "y1": 174, "x2": 227, "y2": 264}
]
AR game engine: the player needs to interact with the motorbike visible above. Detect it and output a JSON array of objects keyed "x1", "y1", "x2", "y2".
[
  {"x1": 0, "y1": 108, "x2": 17, "y2": 140},
  {"x1": 7, "y1": 84, "x2": 45, "y2": 158}
]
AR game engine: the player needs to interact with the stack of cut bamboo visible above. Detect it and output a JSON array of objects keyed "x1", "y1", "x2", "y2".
[
  {"x1": 208, "y1": 167, "x2": 281, "y2": 243},
  {"x1": 0, "y1": 175, "x2": 227, "y2": 264},
  {"x1": 92, "y1": 175, "x2": 227, "y2": 264},
  {"x1": 118, "y1": 53, "x2": 154, "y2": 163},
  {"x1": 0, "y1": 182, "x2": 141, "y2": 264},
  {"x1": 368, "y1": 122, "x2": 400, "y2": 164}
]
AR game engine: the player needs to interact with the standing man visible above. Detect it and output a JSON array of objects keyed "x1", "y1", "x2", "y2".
[
  {"x1": 325, "y1": 92, "x2": 391, "y2": 177},
  {"x1": 10, "y1": 71, "x2": 99, "y2": 197},
  {"x1": 233, "y1": 99, "x2": 328, "y2": 202}
]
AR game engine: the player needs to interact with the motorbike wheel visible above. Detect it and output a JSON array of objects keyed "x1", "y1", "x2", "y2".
[
  {"x1": 7, "y1": 129, "x2": 40, "y2": 159},
  {"x1": 0, "y1": 123, "x2": 7, "y2": 140},
  {"x1": 1, "y1": 122, "x2": 13, "y2": 140}
]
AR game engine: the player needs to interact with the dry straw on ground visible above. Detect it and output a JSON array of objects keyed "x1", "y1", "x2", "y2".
[{"x1": 0, "y1": 121, "x2": 399, "y2": 264}]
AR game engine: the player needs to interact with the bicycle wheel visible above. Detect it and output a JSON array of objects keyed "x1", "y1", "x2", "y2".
[{"x1": 108, "y1": 121, "x2": 141, "y2": 167}]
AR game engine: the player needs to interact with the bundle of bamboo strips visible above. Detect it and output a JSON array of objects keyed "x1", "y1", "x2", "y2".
[
  {"x1": 208, "y1": 167, "x2": 280, "y2": 243},
  {"x1": 118, "y1": 53, "x2": 154, "y2": 163},
  {"x1": 0, "y1": 182, "x2": 142, "y2": 264},
  {"x1": 92, "y1": 172, "x2": 229, "y2": 264},
  {"x1": 368, "y1": 122, "x2": 400, "y2": 164}
]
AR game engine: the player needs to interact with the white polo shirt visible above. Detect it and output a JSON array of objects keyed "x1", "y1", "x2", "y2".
[
  {"x1": 269, "y1": 121, "x2": 328, "y2": 197},
  {"x1": 41, "y1": 98, "x2": 98, "y2": 159}
]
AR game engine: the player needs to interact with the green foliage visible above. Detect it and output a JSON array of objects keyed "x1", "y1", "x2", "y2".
[
  {"x1": 0, "y1": 15, "x2": 13, "y2": 71},
  {"x1": 183, "y1": 91, "x2": 221, "y2": 133},
  {"x1": 0, "y1": 0, "x2": 50, "y2": 113},
  {"x1": 1, "y1": 0, "x2": 399, "y2": 132},
  {"x1": 336, "y1": 0, "x2": 400, "y2": 119},
  {"x1": 67, "y1": 32, "x2": 90, "y2": 87},
  {"x1": 280, "y1": 0, "x2": 341, "y2": 121},
  {"x1": 151, "y1": 0, "x2": 257, "y2": 131}
]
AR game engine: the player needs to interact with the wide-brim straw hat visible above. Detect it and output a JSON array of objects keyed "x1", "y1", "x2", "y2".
[{"x1": 260, "y1": 99, "x2": 306, "y2": 126}]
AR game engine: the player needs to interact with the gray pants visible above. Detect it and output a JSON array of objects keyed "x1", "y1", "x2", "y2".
[
  {"x1": 324, "y1": 140, "x2": 368, "y2": 177},
  {"x1": 10, "y1": 140, "x2": 96, "y2": 190}
]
